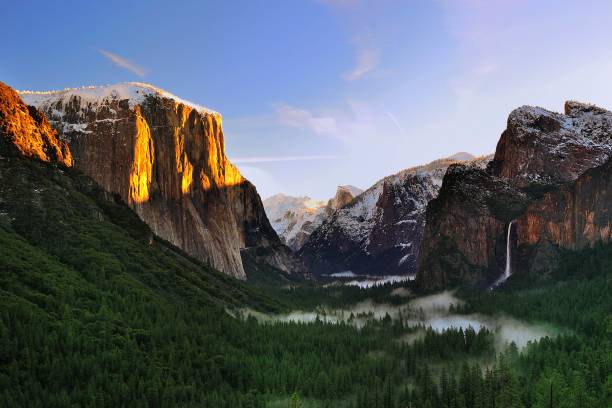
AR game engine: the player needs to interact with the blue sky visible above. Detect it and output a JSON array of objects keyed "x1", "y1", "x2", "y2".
[{"x1": 3, "y1": 0, "x2": 612, "y2": 199}]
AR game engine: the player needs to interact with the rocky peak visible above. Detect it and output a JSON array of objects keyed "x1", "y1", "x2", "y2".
[
  {"x1": 0, "y1": 81, "x2": 72, "y2": 166},
  {"x1": 328, "y1": 185, "x2": 363, "y2": 210},
  {"x1": 489, "y1": 101, "x2": 612, "y2": 187},
  {"x1": 564, "y1": 100, "x2": 610, "y2": 116},
  {"x1": 446, "y1": 152, "x2": 475, "y2": 161}
]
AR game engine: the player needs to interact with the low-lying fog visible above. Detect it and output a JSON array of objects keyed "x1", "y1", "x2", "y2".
[
  {"x1": 241, "y1": 291, "x2": 558, "y2": 350},
  {"x1": 324, "y1": 272, "x2": 415, "y2": 289}
]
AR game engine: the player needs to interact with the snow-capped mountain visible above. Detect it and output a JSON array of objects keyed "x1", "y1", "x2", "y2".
[
  {"x1": 298, "y1": 154, "x2": 491, "y2": 277},
  {"x1": 264, "y1": 185, "x2": 363, "y2": 251}
]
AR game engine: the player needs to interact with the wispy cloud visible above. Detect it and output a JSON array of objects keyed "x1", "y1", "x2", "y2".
[
  {"x1": 343, "y1": 48, "x2": 379, "y2": 81},
  {"x1": 231, "y1": 155, "x2": 340, "y2": 164},
  {"x1": 275, "y1": 103, "x2": 339, "y2": 136},
  {"x1": 98, "y1": 49, "x2": 146, "y2": 77},
  {"x1": 318, "y1": 0, "x2": 361, "y2": 10},
  {"x1": 386, "y1": 112, "x2": 406, "y2": 137}
]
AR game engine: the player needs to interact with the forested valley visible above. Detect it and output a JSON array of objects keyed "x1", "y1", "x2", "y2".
[{"x1": 1, "y1": 148, "x2": 610, "y2": 407}]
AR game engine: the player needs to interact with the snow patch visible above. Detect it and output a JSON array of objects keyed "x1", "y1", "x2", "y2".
[{"x1": 20, "y1": 82, "x2": 219, "y2": 116}]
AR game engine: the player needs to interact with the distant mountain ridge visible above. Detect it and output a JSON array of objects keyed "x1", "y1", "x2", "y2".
[
  {"x1": 298, "y1": 153, "x2": 490, "y2": 277},
  {"x1": 263, "y1": 185, "x2": 363, "y2": 251}
]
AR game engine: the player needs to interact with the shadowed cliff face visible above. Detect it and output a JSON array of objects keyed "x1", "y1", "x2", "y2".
[
  {"x1": 418, "y1": 101, "x2": 612, "y2": 290},
  {"x1": 0, "y1": 82, "x2": 72, "y2": 166},
  {"x1": 416, "y1": 165, "x2": 529, "y2": 289},
  {"x1": 21, "y1": 83, "x2": 302, "y2": 279}
]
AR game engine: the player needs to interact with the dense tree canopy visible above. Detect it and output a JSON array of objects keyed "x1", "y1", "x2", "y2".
[{"x1": 0, "y1": 153, "x2": 610, "y2": 407}]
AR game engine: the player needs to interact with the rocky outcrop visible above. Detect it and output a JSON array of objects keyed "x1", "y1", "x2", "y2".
[
  {"x1": 0, "y1": 82, "x2": 71, "y2": 166},
  {"x1": 489, "y1": 102, "x2": 612, "y2": 187},
  {"x1": 299, "y1": 154, "x2": 488, "y2": 277},
  {"x1": 417, "y1": 101, "x2": 612, "y2": 290},
  {"x1": 328, "y1": 185, "x2": 363, "y2": 210},
  {"x1": 20, "y1": 82, "x2": 302, "y2": 279},
  {"x1": 263, "y1": 185, "x2": 362, "y2": 251}
]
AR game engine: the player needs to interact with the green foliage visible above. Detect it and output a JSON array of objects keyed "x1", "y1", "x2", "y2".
[{"x1": 0, "y1": 153, "x2": 610, "y2": 407}]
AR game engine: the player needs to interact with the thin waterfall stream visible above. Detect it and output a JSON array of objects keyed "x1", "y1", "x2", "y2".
[{"x1": 492, "y1": 220, "x2": 515, "y2": 288}]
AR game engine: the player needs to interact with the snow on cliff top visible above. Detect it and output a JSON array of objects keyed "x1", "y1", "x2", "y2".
[{"x1": 19, "y1": 82, "x2": 219, "y2": 116}]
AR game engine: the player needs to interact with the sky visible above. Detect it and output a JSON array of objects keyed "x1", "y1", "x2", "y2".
[{"x1": 3, "y1": 0, "x2": 612, "y2": 199}]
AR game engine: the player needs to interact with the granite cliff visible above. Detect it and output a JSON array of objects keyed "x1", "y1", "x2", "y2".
[
  {"x1": 417, "y1": 101, "x2": 612, "y2": 289},
  {"x1": 20, "y1": 82, "x2": 302, "y2": 279}
]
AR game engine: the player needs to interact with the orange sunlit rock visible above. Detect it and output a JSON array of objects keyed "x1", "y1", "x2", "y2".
[
  {"x1": 181, "y1": 155, "x2": 193, "y2": 194},
  {"x1": 0, "y1": 81, "x2": 72, "y2": 166},
  {"x1": 128, "y1": 108, "x2": 154, "y2": 204}
]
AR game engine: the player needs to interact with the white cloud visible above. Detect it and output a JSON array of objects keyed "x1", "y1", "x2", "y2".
[
  {"x1": 386, "y1": 112, "x2": 406, "y2": 137},
  {"x1": 343, "y1": 48, "x2": 379, "y2": 81},
  {"x1": 98, "y1": 49, "x2": 146, "y2": 77},
  {"x1": 231, "y1": 155, "x2": 340, "y2": 164},
  {"x1": 275, "y1": 103, "x2": 339, "y2": 136},
  {"x1": 318, "y1": 0, "x2": 361, "y2": 10}
]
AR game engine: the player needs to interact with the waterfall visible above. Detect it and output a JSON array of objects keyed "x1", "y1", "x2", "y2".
[
  {"x1": 492, "y1": 221, "x2": 515, "y2": 288},
  {"x1": 503, "y1": 220, "x2": 515, "y2": 280}
]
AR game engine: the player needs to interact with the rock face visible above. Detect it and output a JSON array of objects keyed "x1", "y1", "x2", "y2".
[
  {"x1": 299, "y1": 154, "x2": 488, "y2": 277},
  {"x1": 263, "y1": 185, "x2": 362, "y2": 251},
  {"x1": 417, "y1": 164, "x2": 528, "y2": 288},
  {"x1": 489, "y1": 102, "x2": 612, "y2": 187},
  {"x1": 515, "y1": 157, "x2": 612, "y2": 275},
  {"x1": 417, "y1": 101, "x2": 612, "y2": 290},
  {"x1": 20, "y1": 82, "x2": 302, "y2": 279},
  {"x1": 0, "y1": 82, "x2": 71, "y2": 166}
]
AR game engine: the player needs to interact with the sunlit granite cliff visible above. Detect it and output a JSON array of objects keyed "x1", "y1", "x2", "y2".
[{"x1": 20, "y1": 82, "x2": 303, "y2": 279}]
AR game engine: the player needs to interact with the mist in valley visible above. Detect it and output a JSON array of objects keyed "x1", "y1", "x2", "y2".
[{"x1": 241, "y1": 290, "x2": 559, "y2": 350}]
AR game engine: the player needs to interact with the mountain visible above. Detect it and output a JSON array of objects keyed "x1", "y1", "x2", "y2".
[
  {"x1": 19, "y1": 82, "x2": 303, "y2": 279},
  {"x1": 417, "y1": 101, "x2": 612, "y2": 289},
  {"x1": 263, "y1": 185, "x2": 363, "y2": 251},
  {"x1": 0, "y1": 80, "x2": 277, "y2": 309},
  {"x1": 299, "y1": 154, "x2": 490, "y2": 277}
]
